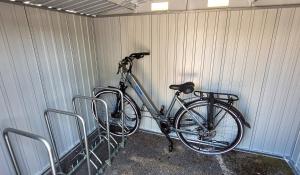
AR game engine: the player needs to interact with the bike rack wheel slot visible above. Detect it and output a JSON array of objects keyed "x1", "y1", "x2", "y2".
[
  {"x1": 44, "y1": 109, "x2": 91, "y2": 175},
  {"x1": 93, "y1": 86, "x2": 126, "y2": 148},
  {"x1": 72, "y1": 95, "x2": 123, "y2": 172}
]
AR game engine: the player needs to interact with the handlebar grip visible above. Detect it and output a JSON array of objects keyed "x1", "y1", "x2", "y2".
[{"x1": 130, "y1": 52, "x2": 150, "y2": 59}]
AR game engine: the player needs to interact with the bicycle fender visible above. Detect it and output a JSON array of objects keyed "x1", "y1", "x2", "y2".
[
  {"x1": 209, "y1": 100, "x2": 251, "y2": 128},
  {"x1": 227, "y1": 104, "x2": 251, "y2": 128}
]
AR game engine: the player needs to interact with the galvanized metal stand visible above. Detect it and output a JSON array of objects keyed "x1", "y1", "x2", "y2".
[
  {"x1": 2, "y1": 87, "x2": 127, "y2": 175},
  {"x1": 93, "y1": 87, "x2": 125, "y2": 148},
  {"x1": 2, "y1": 128, "x2": 56, "y2": 175},
  {"x1": 44, "y1": 109, "x2": 91, "y2": 175},
  {"x1": 73, "y1": 96, "x2": 113, "y2": 166},
  {"x1": 72, "y1": 94, "x2": 124, "y2": 174}
]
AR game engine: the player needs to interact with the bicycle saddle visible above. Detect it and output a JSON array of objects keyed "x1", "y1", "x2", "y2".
[{"x1": 169, "y1": 82, "x2": 195, "y2": 94}]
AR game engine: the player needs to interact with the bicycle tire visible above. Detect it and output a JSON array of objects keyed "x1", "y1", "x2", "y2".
[
  {"x1": 92, "y1": 90, "x2": 141, "y2": 136},
  {"x1": 174, "y1": 100, "x2": 243, "y2": 154}
]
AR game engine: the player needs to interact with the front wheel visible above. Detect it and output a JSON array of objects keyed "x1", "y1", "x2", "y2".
[
  {"x1": 92, "y1": 90, "x2": 141, "y2": 136},
  {"x1": 174, "y1": 100, "x2": 244, "y2": 154}
]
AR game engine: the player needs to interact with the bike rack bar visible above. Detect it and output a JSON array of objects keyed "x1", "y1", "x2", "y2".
[
  {"x1": 44, "y1": 109, "x2": 91, "y2": 175},
  {"x1": 93, "y1": 87, "x2": 125, "y2": 148},
  {"x1": 72, "y1": 95, "x2": 113, "y2": 166},
  {"x1": 2, "y1": 128, "x2": 56, "y2": 175}
]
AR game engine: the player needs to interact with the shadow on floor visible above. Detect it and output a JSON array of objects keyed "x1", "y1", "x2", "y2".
[{"x1": 104, "y1": 131, "x2": 294, "y2": 175}]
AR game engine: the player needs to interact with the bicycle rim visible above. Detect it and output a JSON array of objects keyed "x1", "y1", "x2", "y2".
[
  {"x1": 175, "y1": 101, "x2": 243, "y2": 154},
  {"x1": 92, "y1": 90, "x2": 140, "y2": 136}
]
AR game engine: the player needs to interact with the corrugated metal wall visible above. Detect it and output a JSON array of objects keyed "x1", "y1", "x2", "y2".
[
  {"x1": 292, "y1": 134, "x2": 300, "y2": 172},
  {"x1": 93, "y1": 7, "x2": 300, "y2": 165},
  {"x1": 1, "y1": 1, "x2": 300, "y2": 174},
  {"x1": 0, "y1": 2, "x2": 99, "y2": 174}
]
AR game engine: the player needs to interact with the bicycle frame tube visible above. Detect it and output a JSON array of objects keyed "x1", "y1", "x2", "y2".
[
  {"x1": 125, "y1": 72, "x2": 206, "y2": 131},
  {"x1": 165, "y1": 95, "x2": 177, "y2": 118},
  {"x1": 125, "y1": 71, "x2": 188, "y2": 140},
  {"x1": 175, "y1": 97, "x2": 207, "y2": 131},
  {"x1": 126, "y1": 73, "x2": 160, "y2": 117}
]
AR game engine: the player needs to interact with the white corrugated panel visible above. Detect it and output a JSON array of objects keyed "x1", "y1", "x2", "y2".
[
  {"x1": 291, "y1": 133, "x2": 300, "y2": 173},
  {"x1": 0, "y1": 2, "x2": 99, "y2": 174},
  {"x1": 1, "y1": 1, "x2": 300, "y2": 174},
  {"x1": 93, "y1": 7, "x2": 300, "y2": 160}
]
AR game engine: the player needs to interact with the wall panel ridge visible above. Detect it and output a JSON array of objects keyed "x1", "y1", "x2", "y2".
[
  {"x1": 0, "y1": 2, "x2": 99, "y2": 174},
  {"x1": 93, "y1": 7, "x2": 300, "y2": 167}
]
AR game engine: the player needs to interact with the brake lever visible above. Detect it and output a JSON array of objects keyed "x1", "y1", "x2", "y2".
[{"x1": 117, "y1": 56, "x2": 134, "y2": 74}]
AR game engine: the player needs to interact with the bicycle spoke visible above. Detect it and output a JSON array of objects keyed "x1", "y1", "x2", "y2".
[
  {"x1": 175, "y1": 128, "x2": 199, "y2": 135},
  {"x1": 180, "y1": 118, "x2": 198, "y2": 126},
  {"x1": 189, "y1": 108, "x2": 207, "y2": 122},
  {"x1": 124, "y1": 112, "x2": 136, "y2": 121},
  {"x1": 185, "y1": 109, "x2": 207, "y2": 130}
]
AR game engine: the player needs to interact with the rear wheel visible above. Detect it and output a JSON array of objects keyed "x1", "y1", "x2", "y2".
[
  {"x1": 92, "y1": 90, "x2": 140, "y2": 136},
  {"x1": 175, "y1": 100, "x2": 243, "y2": 154}
]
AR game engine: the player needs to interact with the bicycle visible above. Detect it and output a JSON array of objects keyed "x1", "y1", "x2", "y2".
[{"x1": 92, "y1": 52, "x2": 251, "y2": 154}]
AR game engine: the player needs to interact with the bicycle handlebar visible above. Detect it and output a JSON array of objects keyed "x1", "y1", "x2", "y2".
[
  {"x1": 130, "y1": 52, "x2": 150, "y2": 59},
  {"x1": 117, "y1": 52, "x2": 150, "y2": 74}
]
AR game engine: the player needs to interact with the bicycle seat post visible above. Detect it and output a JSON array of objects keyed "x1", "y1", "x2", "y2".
[{"x1": 207, "y1": 92, "x2": 215, "y2": 130}]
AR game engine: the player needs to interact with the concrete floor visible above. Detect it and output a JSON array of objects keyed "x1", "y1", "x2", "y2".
[{"x1": 104, "y1": 131, "x2": 294, "y2": 175}]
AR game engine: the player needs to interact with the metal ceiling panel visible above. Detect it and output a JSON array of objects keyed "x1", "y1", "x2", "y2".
[
  {"x1": 68, "y1": 0, "x2": 107, "y2": 10},
  {"x1": 83, "y1": 3, "x2": 117, "y2": 14},
  {"x1": 5, "y1": 0, "x2": 300, "y2": 17},
  {"x1": 78, "y1": 2, "x2": 112, "y2": 11},
  {"x1": 4, "y1": 0, "x2": 148, "y2": 17},
  {"x1": 44, "y1": 0, "x2": 85, "y2": 7},
  {"x1": 92, "y1": 4, "x2": 121, "y2": 15}
]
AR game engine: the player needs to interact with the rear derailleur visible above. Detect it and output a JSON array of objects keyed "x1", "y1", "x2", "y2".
[{"x1": 197, "y1": 125, "x2": 216, "y2": 140}]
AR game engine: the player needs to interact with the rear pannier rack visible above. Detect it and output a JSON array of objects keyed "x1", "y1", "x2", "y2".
[{"x1": 194, "y1": 91, "x2": 239, "y2": 103}]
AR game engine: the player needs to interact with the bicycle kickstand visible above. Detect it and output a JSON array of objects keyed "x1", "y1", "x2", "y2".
[{"x1": 164, "y1": 133, "x2": 174, "y2": 152}]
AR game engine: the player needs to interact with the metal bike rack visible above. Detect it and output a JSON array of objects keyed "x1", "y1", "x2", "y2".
[
  {"x1": 73, "y1": 96, "x2": 113, "y2": 167},
  {"x1": 44, "y1": 109, "x2": 91, "y2": 175},
  {"x1": 72, "y1": 95, "x2": 125, "y2": 171},
  {"x1": 2, "y1": 128, "x2": 56, "y2": 175},
  {"x1": 93, "y1": 86, "x2": 125, "y2": 147}
]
